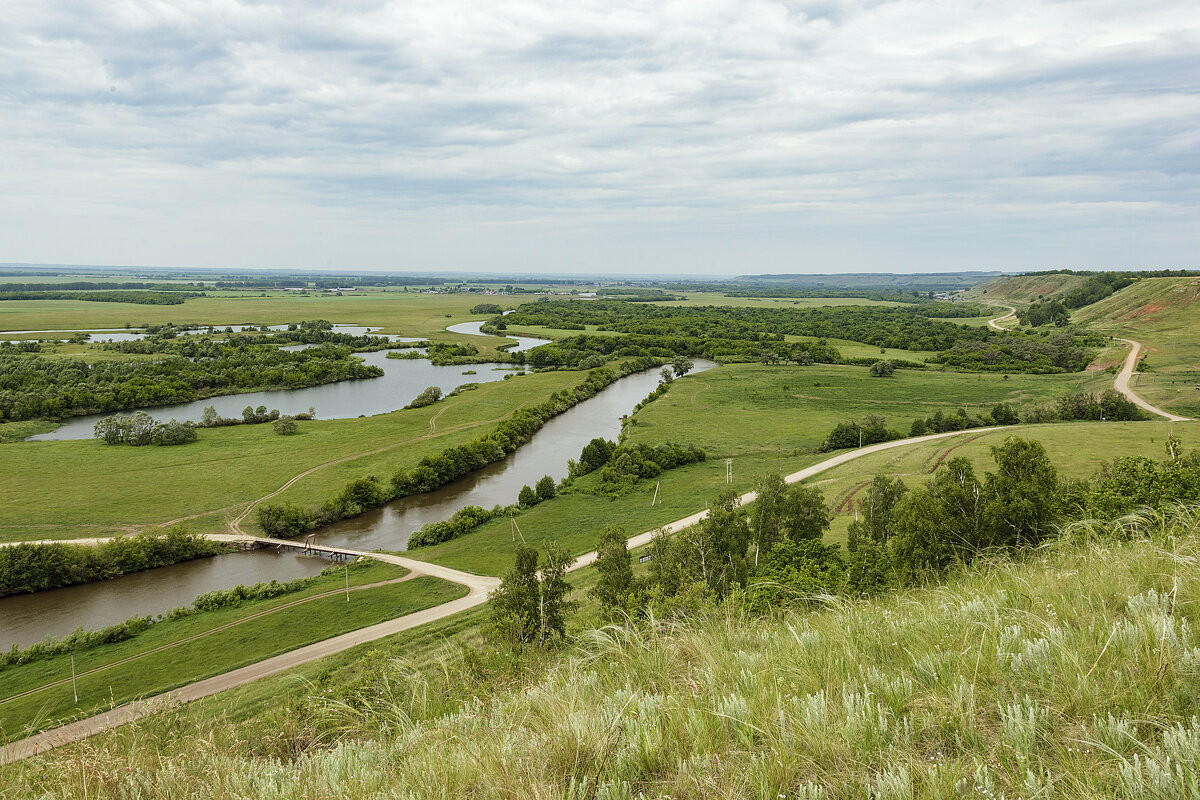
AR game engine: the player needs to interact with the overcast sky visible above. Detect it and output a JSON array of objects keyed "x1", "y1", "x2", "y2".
[{"x1": 2, "y1": 1, "x2": 1197, "y2": 275}]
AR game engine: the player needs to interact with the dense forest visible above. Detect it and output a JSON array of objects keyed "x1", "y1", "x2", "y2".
[
  {"x1": 497, "y1": 301, "x2": 1099, "y2": 372},
  {"x1": 0, "y1": 337, "x2": 381, "y2": 421}
]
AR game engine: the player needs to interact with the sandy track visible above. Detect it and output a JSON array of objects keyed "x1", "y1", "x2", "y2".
[
  {"x1": 987, "y1": 305, "x2": 1016, "y2": 330},
  {"x1": 1114, "y1": 339, "x2": 1191, "y2": 422}
]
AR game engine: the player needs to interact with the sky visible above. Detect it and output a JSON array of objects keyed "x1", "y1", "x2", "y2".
[{"x1": 2, "y1": 1, "x2": 1198, "y2": 276}]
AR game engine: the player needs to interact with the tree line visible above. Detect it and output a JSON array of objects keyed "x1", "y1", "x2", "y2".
[
  {"x1": 0, "y1": 526, "x2": 228, "y2": 597},
  {"x1": 0, "y1": 339, "x2": 380, "y2": 421},
  {"x1": 495, "y1": 300, "x2": 1100, "y2": 373},
  {"x1": 0, "y1": 290, "x2": 201, "y2": 304},
  {"x1": 484, "y1": 434, "x2": 1200, "y2": 653}
]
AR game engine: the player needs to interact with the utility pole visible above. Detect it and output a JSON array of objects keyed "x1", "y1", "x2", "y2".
[
  {"x1": 71, "y1": 654, "x2": 78, "y2": 703},
  {"x1": 725, "y1": 459, "x2": 733, "y2": 484},
  {"x1": 345, "y1": 563, "x2": 350, "y2": 602},
  {"x1": 651, "y1": 481, "x2": 661, "y2": 506}
]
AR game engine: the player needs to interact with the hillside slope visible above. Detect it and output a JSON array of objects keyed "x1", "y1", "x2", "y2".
[
  {"x1": 1075, "y1": 277, "x2": 1200, "y2": 418},
  {"x1": 964, "y1": 273, "x2": 1088, "y2": 305},
  {"x1": 8, "y1": 507, "x2": 1200, "y2": 799}
]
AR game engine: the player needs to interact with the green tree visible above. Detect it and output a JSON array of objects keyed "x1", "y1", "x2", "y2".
[
  {"x1": 488, "y1": 542, "x2": 575, "y2": 649},
  {"x1": 590, "y1": 525, "x2": 634, "y2": 615},
  {"x1": 869, "y1": 360, "x2": 895, "y2": 377},
  {"x1": 982, "y1": 437, "x2": 1060, "y2": 548},
  {"x1": 671, "y1": 355, "x2": 694, "y2": 377},
  {"x1": 846, "y1": 475, "x2": 907, "y2": 550},
  {"x1": 517, "y1": 485, "x2": 538, "y2": 508},
  {"x1": 534, "y1": 474, "x2": 557, "y2": 502},
  {"x1": 751, "y1": 474, "x2": 831, "y2": 564},
  {"x1": 272, "y1": 415, "x2": 299, "y2": 435}
]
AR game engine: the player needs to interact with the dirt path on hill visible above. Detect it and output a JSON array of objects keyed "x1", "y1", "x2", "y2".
[{"x1": 1114, "y1": 339, "x2": 1192, "y2": 422}]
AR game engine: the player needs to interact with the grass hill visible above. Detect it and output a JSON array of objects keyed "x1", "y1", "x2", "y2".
[
  {"x1": 1074, "y1": 276, "x2": 1200, "y2": 418},
  {"x1": 964, "y1": 273, "x2": 1089, "y2": 306},
  {"x1": 6, "y1": 505, "x2": 1200, "y2": 798}
]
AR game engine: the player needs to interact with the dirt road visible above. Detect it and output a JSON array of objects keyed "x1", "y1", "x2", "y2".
[{"x1": 1114, "y1": 338, "x2": 1191, "y2": 422}]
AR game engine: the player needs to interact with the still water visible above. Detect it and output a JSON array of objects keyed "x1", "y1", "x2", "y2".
[{"x1": 29, "y1": 323, "x2": 548, "y2": 441}]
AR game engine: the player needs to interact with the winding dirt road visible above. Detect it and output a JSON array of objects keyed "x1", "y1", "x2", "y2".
[
  {"x1": 987, "y1": 305, "x2": 1017, "y2": 330},
  {"x1": 5, "y1": 335, "x2": 1192, "y2": 763},
  {"x1": 1114, "y1": 338, "x2": 1191, "y2": 422}
]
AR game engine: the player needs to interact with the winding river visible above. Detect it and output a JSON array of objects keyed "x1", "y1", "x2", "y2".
[{"x1": 1, "y1": 320, "x2": 712, "y2": 648}]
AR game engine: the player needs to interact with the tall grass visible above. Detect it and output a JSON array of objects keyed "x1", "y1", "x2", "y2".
[{"x1": 6, "y1": 505, "x2": 1200, "y2": 798}]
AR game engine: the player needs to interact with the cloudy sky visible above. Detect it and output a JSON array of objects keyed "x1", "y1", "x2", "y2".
[{"x1": 2, "y1": 1, "x2": 1197, "y2": 275}]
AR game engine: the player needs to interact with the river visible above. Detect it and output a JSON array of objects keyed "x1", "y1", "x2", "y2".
[
  {"x1": 28, "y1": 323, "x2": 544, "y2": 441},
  {"x1": 1, "y1": 339, "x2": 713, "y2": 648}
]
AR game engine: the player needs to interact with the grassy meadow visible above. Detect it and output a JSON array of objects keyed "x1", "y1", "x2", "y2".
[
  {"x1": 628, "y1": 362, "x2": 1112, "y2": 457},
  {"x1": 408, "y1": 361, "x2": 1134, "y2": 577},
  {"x1": 0, "y1": 369, "x2": 586, "y2": 542},
  {"x1": 0, "y1": 561, "x2": 464, "y2": 739}
]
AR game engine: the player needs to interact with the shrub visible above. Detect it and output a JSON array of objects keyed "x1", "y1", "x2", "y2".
[
  {"x1": 255, "y1": 502, "x2": 317, "y2": 537},
  {"x1": 407, "y1": 386, "x2": 443, "y2": 409},
  {"x1": 868, "y1": 360, "x2": 895, "y2": 377},
  {"x1": 272, "y1": 415, "x2": 299, "y2": 435}
]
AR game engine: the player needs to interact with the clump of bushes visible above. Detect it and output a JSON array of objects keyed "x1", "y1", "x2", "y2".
[
  {"x1": 93, "y1": 412, "x2": 198, "y2": 446},
  {"x1": 406, "y1": 386, "x2": 443, "y2": 409},
  {"x1": 818, "y1": 415, "x2": 903, "y2": 452},
  {"x1": 868, "y1": 360, "x2": 895, "y2": 377}
]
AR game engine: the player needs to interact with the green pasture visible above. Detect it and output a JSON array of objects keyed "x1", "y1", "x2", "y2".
[
  {"x1": 0, "y1": 563, "x2": 464, "y2": 739},
  {"x1": 626, "y1": 362, "x2": 1111, "y2": 457},
  {"x1": 0, "y1": 370, "x2": 585, "y2": 542},
  {"x1": 811, "y1": 419, "x2": 1200, "y2": 543}
]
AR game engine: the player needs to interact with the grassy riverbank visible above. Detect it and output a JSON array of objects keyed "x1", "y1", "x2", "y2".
[
  {"x1": 0, "y1": 561, "x2": 465, "y2": 739},
  {"x1": 0, "y1": 369, "x2": 588, "y2": 542}
]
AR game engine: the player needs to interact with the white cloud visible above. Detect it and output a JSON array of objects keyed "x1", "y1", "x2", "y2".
[{"x1": 0, "y1": 0, "x2": 1197, "y2": 273}]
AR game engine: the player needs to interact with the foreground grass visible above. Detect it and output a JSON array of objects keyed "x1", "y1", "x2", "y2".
[
  {"x1": 9, "y1": 507, "x2": 1200, "y2": 798},
  {"x1": 0, "y1": 563, "x2": 463, "y2": 739},
  {"x1": 0, "y1": 370, "x2": 584, "y2": 541}
]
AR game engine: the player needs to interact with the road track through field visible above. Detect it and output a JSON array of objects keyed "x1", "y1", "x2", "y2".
[
  {"x1": 987, "y1": 305, "x2": 1016, "y2": 330},
  {"x1": 6, "y1": 346, "x2": 1192, "y2": 763},
  {"x1": 1114, "y1": 339, "x2": 1192, "y2": 423}
]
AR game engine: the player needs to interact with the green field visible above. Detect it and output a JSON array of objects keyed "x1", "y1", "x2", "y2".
[
  {"x1": 628, "y1": 362, "x2": 1110, "y2": 457},
  {"x1": 0, "y1": 369, "x2": 586, "y2": 542},
  {"x1": 407, "y1": 361, "x2": 1121, "y2": 576},
  {"x1": 0, "y1": 562, "x2": 464, "y2": 738}
]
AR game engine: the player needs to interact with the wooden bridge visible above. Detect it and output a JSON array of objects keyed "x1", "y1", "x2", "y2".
[{"x1": 229, "y1": 534, "x2": 366, "y2": 562}]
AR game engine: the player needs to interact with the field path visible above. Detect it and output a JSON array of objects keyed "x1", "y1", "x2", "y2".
[
  {"x1": 1114, "y1": 339, "x2": 1192, "y2": 422},
  {"x1": 987, "y1": 305, "x2": 1017, "y2": 330},
  {"x1": 6, "y1": 349, "x2": 1189, "y2": 762}
]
